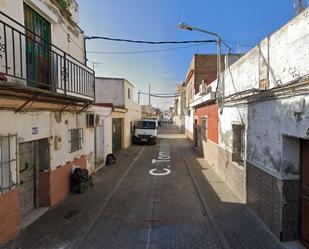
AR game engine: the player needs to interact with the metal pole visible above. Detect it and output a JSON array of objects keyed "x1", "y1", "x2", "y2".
[
  {"x1": 217, "y1": 36, "x2": 222, "y2": 101},
  {"x1": 148, "y1": 83, "x2": 151, "y2": 117},
  {"x1": 138, "y1": 90, "x2": 141, "y2": 104},
  {"x1": 299, "y1": 0, "x2": 302, "y2": 13},
  {"x1": 84, "y1": 37, "x2": 88, "y2": 65}
]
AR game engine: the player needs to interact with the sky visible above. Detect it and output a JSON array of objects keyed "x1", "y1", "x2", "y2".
[{"x1": 78, "y1": 0, "x2": 296, "y2": 110}]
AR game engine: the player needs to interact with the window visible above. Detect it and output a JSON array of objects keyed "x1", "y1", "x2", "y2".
[
  {"x1": 69, "y1": 128, "x2": 83, "y2": 153},
  {"x1": 135, "y1": 121, "x2": 156, "y2": 129},
  {"x1": 128, "y1": 88, "x2": 131, "y2": 99},
  {"x1": 232, "y1": 124, "x2": 245, "y2": 165},
  {"x1": 201, "y1": 117, "x2": 208, "y2": 140},
  {"x1": 0, "y1": 134, "x2": 16, "y2": 193}
]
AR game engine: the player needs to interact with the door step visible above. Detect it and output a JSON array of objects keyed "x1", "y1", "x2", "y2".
[
  {"x1": 21, "y1": 207, "x2": 50, "y2": 230},
  {"x1": 283, "y1": 241, "x2": 306, "y2": 249}
]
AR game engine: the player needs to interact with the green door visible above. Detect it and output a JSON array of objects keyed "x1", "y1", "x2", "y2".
[
  {"x1": 112, "y1": 119, "x2": 122, "y2": 153},
  {"x1": 24, "y1": 4, "x2": 51, "y2": 89}
]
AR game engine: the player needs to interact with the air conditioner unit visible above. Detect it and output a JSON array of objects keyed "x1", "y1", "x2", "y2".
[
  {"x1": 206, "y1": 85, "x2": 212, "y2": 94},
  {"x1": 86, "y1": 113, "x2": 96, "y2": 127},
  {"x1": 95, "y1": 114, "x2": 103, "y2": 126},
  {"x1": 199, "y1": 82, "x2": 206, "y2": 95}
]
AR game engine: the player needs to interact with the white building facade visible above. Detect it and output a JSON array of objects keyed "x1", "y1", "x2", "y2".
[
  {"x1": 218, "y1": 8, "x2": 309, "y2": 244},
  {"x1": 0, "y1": 0, "x2": 95, "y2": 245},
  {"x1": 95, "y1": 77, "x2": 141, "y2": 153}
]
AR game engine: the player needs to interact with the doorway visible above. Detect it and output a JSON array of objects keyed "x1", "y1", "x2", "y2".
[
  {"x1": 95, "y1": 121, "x2": 105, "y2": 168},
  {"x1": 19, "y1": 139, "x2": 49, "y2": 216},
  {"x1": 301, "y1": 139, "x2": 309, "y2": 248},
  {"x1": 193, "y1": 119, "x2": 198, "y2": 147},
  {"x1": 112, "y1": 118, "x2": 122, "y2": 153}
]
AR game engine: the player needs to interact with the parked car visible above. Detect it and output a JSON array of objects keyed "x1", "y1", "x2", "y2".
[{"x1": 132, "y1": 119, "x2": 158, "y2": 145}]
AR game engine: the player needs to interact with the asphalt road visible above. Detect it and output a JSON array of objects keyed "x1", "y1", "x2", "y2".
[{"x1": 77, "y1": 124, "x2": 223, "y2": 249}]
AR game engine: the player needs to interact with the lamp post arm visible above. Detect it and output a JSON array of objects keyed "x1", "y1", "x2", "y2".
[{"x1": 191, "y1": 27, "x2": 220, "y2": 39}]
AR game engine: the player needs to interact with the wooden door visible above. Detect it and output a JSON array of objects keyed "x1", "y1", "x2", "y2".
[
  {"x1": 301, "y1": 139, "x2": 309, "y2": 248},
  {"x1": 24, "y1": 3, "x2": 51, "y2": 89},
  {"x1": 19, "y1": 141, "x2": 36, "y2": 216},
  {"x1": 194, "y1": 119, "x2": 198, "y2": 147}
]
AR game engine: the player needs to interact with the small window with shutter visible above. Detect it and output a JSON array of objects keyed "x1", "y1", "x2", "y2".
[{"x1": 232, "y1": 124, "x2": 245, "y2": 166}]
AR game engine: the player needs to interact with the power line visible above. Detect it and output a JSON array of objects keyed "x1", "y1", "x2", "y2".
[
  {"x1": 87, "y1": 43, "x2": 209, "y2": 55},
  {"x1": 85, "y1": 36, "x2": 216, "y2": 44},
  {"x1": 222, "y1": 39, "x2": 254, "y2": 48}
]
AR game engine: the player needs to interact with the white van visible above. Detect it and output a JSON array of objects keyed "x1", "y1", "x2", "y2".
[{"x1": 132, "y1": 119, "x2": 158, "y2": 145}]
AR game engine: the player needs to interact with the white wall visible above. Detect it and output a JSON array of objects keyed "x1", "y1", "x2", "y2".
[
  {"x1": 185, "y1": 108, "x2": 194, "y2": 135},
  {"x1": 246, "y1": 95, "x2": 309, "y2": 180},
  {"x1": 0, "y1": 110, "x2": 94, "y2": 175},
  {"x1": 219, "y1": 8, "x2": 309, "y2": 180},
  {"x1": 223, "y1": 8, "x2": 309, "y2": 97},
  {"x1": 95, "y1": 78, "x2": 125, "y2": 106},
  {"x1": 0, "y1": 0, "x2": 86, "y2": 88},
  {"x1": 89, "y1": 106, "x2": 113, "y2": 165},
  {"x1": 50, "y1": 111, "x2": 94, "y2": 171},
  {"x1": 0, "y1": 0, "x2": 85, "y2": 62},
  {"x1": 124, "y1": 80, "x2": 141, "y2": 148}
]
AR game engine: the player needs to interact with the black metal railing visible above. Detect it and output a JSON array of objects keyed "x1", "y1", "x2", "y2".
[{"x1": 0, "y1": 11, "x2": 95, "y2": 100}]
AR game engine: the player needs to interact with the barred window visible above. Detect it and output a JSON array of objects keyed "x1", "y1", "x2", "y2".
[
  {"x1": 201, "y1": 117, "x2": 208, "y2": 140},
  {"x1": 69, "y1": 128, "x2": 83, "y2": 153},
  {"x1": 232, "y1": 124, "x2": 245, "y2": 166},
  {"x1": 0, "y1": 134, "x2": 17, "y2": 193}
]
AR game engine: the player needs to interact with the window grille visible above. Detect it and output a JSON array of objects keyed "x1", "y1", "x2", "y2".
[
  {"x1": 0, "y1": 134, "x2": 17, "y2": 193},
  {"x1": 232, "y1": 124, "x2": 245, "y2": 165},
  {"x1": 69, "y1": 128, "x2": 83, "y2": 153}
]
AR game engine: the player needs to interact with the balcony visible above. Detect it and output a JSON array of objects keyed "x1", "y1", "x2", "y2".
[
  {"x1": 0, "y1": 11, "x2": 94, "y2": 105},
  {"x1": 190, "y1": 80, "x2": 217, "y2": 108}
]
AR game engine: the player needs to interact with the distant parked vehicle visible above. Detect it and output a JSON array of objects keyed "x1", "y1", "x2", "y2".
[{"x1": 132, "y1": 119, "x2": 158, "y2": 145}]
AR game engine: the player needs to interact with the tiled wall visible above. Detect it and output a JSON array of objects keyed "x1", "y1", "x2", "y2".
[{"x1": 246, "y1": 162, "x2": 300, "y2": 241}]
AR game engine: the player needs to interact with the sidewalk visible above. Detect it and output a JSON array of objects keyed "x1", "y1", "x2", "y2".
[
  {"x1": 2, "y1": 145, "x2": 144, "y2": 249},
  {"x1": 178, "y1": 138, "x2": 285, "y2": 249}
]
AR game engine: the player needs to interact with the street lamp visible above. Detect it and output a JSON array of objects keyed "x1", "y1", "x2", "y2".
[{"x1": 178, "y1": 22, "x2": 223, "y2": 100}]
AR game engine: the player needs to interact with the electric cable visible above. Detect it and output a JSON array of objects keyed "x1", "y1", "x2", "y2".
[
  {"x1": 87, "y1": 43, "x2": 209, "y2": 55},
  {"x1": 85, "y1": 36, "x2": 216, "y2": 44}
]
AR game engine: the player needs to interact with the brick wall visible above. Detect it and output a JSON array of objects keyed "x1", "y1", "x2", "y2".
[
  {"x1": 0, "y1": 188, "x2": 20, "y2": 245},
  {"x1": 195, "y1": 103, "x2": 218, "y2": 144},
  {"x1": 50, "y1": 155, "x2": 87, "y2": 206},
  {"x1": 38, "y1": 172, "x2": 51, "y2": 207},
  {"x1": 38, "y1": 155, "x2": 87, "y2": 207}
]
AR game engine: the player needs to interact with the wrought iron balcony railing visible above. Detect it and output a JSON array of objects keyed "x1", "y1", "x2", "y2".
[{"x1": 0, "y1": 11, "x2": 95, "y2": 100}]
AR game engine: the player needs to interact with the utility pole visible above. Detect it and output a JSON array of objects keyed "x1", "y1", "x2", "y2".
[
  {"x1": 148, "y1": 83, "x2": 151, "y2": 117},
  {"x1": 294, "y1": 0, "x2": 303, "y2": 15},
  {"x1": 92, "y1": 61, "x2": 103, "y2": 71}
]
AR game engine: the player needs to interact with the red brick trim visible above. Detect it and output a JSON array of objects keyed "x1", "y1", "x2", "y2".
[
  {"x1": 38, "y1": 156, "x2": 87, "y2": 207},
  {"x1": 0, "y1": 188, "x2": 20, "y2": 245}
]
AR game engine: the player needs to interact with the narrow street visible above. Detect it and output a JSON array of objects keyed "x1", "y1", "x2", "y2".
[{"x1": 3, "y1": 124, "x2": 283, "y2": 249}]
